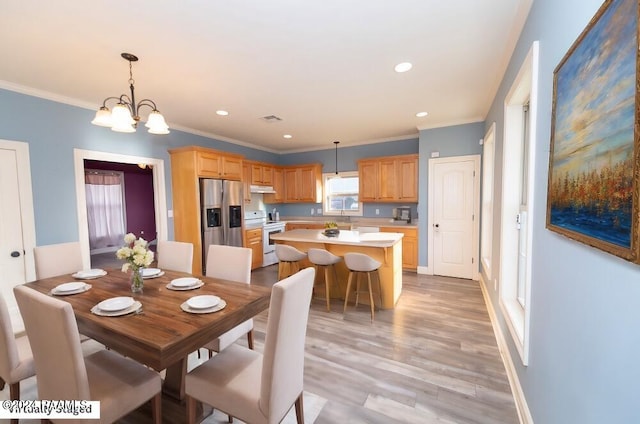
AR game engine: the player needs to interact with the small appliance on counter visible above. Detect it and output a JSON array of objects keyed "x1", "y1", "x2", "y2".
[{"x1": 393, "y1": 207, "x2": 412, "y2": 223}]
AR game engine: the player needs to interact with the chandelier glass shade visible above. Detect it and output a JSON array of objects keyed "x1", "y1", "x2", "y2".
[{"x1": 91, "y1": 53, "x2": 169, "y2": 135}]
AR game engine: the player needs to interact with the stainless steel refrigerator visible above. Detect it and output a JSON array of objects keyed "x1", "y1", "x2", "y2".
[{"x1": 200, "y1": 179, "x2": 243, "y2": 274}]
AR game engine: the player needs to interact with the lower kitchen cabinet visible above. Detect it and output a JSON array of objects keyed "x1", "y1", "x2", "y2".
[
  {"x1": 244, "y1": 228, "x2": 263, "y2": 270},
  {"x1": 380, "y1": 226, "x2": 417, "y2": 270}
]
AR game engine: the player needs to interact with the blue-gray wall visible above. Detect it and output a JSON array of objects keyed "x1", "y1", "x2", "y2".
[{"x1": 484, "y1": 0, "x2": 640, "y2": 422}]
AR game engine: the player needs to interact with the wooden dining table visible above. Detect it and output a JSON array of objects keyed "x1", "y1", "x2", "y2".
[{"x1": 23, "y1": 268, "x2": 272, "y2": 401}]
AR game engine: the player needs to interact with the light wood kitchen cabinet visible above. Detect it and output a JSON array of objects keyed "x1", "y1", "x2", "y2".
[
  {"x1": 380, "y1": 226, "x2": 418, "y2": 270},
  {"x1": 285, "y1": 223, "x2": 311, "y2": 230},
  {"x1": 359, "y1": 160, "x2": 378, "y2": 201},
  {"x1": 249, "y1": 161, "x2": 274, "y2": 186},
  {"x1": 286, "y1": 222, "x2": 350, "y2": 230},
  {"x1": 358, "y1": 154, "x2": 418, "y2": 202},
  {"x1": 397, "y1": 156, "x2": 418, "y2": 201},
  {"x1": 263, "y1": 167, "x2": 284, "y2": 203},
  {"x1": 197, "y1": 149, "x2": 243, "y2": 180},
  {"x1": 285, "y1": 222, "x2": 325, "y2": 230},
  {"x1": 244, "y1": 228, "x2": 263, "y2": 270},
  {"x1": 378, "y1": 157, "x2": 399, "y2": 201},
  {"x1": 242, "y1": 162, "x2": 252, "y2": 203},
  {"x1": 283, "y1": 164, "x2": 322, "y2": 203},
  {"x1": 168, "y1": 145, "x2": 245, "y2": 274}
]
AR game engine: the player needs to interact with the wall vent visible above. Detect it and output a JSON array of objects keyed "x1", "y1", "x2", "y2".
[{"x1": 260, "y1": 115, "x2": 283, "y2": 123}]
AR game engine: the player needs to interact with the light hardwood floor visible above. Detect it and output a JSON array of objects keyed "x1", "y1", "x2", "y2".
[{"x1": 3, "y1": 264, "x2": 518, "y2": 423}]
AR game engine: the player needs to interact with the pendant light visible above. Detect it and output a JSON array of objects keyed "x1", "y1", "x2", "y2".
[{"x1": 334, "y1": 141, "x2": 340, "y2": 176}]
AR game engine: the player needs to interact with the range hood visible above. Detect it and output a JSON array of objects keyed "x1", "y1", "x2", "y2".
[{"x1": 250, "y1": 184, "x2": 277, "y2": 194}]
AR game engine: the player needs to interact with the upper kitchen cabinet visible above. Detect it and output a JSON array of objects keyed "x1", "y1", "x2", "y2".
[
  {"x1": 249, "y1": 161, "x2": 274, "y2": 186},
  {"x1": 263, "y1": 166, "x2": 284, "y2": 203},
  {"x1": 358, "y1": 154, "x2": 418, "y2": 202},
  {"x1": 195, "y1": 147, "x2": 243, "y2": 180},
  {"x1": 242, "y1": 162, "x2": 252, "y2": 203},
  {"x1": 283, "y1": 164, "x2": 322, "y2": 203}
]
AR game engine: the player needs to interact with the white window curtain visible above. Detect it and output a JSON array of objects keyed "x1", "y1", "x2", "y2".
[{"x1": 85, "y1": 170, "x2": 126, "y2": 250}]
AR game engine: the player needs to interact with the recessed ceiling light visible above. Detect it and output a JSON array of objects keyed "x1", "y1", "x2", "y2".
[
  {"x1": 416, "y1": 111, "x2": 429, "y2": 117},
  {"x1": 283, "y1": 134, "x2": 293, "y2": 139},
  {"x1": 216, "y1": 110, "x2": 229, "y2": 116},
  {"x1": 394, "y1": 62, "x2": 413, "y2": 73}
]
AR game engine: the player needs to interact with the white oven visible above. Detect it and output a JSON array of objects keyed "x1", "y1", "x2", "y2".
[{"x1": 262, "y1": 221, "x2": 286, "y2": 266}]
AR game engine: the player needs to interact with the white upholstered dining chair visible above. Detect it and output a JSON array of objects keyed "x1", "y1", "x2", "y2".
[
  {"x1": 203, "y1": 244, "x2": 254, "y2": 355},
  {"x1": 14, "y1": 285, "x2": 162, "y2": 424},
  {"x1": 157, "y1": 240, "x2": 194, "y2": 273},
  {"x1": 33, "y1": 241, "x2": 83, "y2": 279},
  {"x1": 185, "y1": 267, "x2": 315, "y2": 424},
  {"x1": 0, "y1": 293, "x2": 35, "y2": 415}
]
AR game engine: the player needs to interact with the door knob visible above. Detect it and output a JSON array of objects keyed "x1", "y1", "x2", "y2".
[
  {"x1": 10, "y1": 251, "x2": 21, "y2": 258},
  {"x1": 434, "y1": 224, "x2": 439, "y2": 228}
]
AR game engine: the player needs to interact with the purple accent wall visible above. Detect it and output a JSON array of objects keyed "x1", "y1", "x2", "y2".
[{"x1": 84, "y1": 160, "x2": 157, "y2": 242}]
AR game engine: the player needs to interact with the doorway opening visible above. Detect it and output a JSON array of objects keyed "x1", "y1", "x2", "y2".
[{"x1": 73, "y1": 149, "x2": 168, "y2": 270}]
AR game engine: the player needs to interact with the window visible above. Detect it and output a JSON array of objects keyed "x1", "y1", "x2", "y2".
[
  {"x1": 481, "y1": 122, "x2": 496, "y2": 280},
  {"x1": 499, "y1": 41, "x2": 538, "y2": 366},
  {"x1": 322, "y1": 172, "x2": 362, "y2": 216},
  {"x1": 517, "y1": 102, "x2": 530, "y2": 308}
]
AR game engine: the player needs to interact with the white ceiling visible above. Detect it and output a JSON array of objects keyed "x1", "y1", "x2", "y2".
[{"x1": 0, "y1": 1, "x2": 532, "y2": 153}]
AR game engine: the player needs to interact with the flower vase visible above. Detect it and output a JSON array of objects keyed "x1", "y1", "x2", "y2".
[{"x1": 130, "y1": 267, "x2": 144, "y2": 293}]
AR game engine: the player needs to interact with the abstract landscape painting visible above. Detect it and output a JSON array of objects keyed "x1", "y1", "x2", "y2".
[{"x1": 547, "y1": 0, "x2": 640, "y2": 262}]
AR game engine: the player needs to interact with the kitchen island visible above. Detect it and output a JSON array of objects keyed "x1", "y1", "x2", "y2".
[{"x1": 270, "y1": 229, "x2": 403, "y2": 308}]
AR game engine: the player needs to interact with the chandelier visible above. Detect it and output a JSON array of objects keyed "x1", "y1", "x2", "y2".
[{"x1": 91, "y1": 53, "x2": 169, "y2": 134}]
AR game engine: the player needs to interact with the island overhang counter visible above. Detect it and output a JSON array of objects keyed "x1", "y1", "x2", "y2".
[{"x1": 270, "y1": 229, "x2": 403, "y2": 308}]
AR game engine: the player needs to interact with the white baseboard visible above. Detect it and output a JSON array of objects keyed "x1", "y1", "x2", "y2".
[
  {"x1": 478, "y1": 275, "x2": 533, "y2": 424},
  {"x1": 417, "y1": 265, "x2": 431, "y2": 275}
]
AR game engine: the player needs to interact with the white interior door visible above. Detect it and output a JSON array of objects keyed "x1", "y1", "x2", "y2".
[
  {"x1": 0, "y1": 141, "x2": 36, "y2": 333},
  {"x1": 431, "y1": 156, "x2": 479, "y2": 279}
]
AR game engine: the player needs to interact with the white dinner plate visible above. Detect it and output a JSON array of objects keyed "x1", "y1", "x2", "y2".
[
  {"x1": 141, "y1": 268, "x2": 162, "y2": 278},
  {"x1": 166, "y1": 280, "x2": 203, "y2": 291},
  {"x1": 51, "y1": 283, "x2": 91, "y2": 296},
  {"x1": 72, "y1": 269, "x2": 107, "y2": 279},
  {"x1": 181, "y1": 299, "x2": 226, "y2": 314},
  {"x1": 143, "y1": 271, "x2": 165, "y2": 279},
  {"x1": 91, "y1": 301, "x2": 142, "y2": 317},
  {"x1": 171, "y1": 277, "x2": 200, "y2": 288},
  {"x1": 98, "y1": 296, "x2": 135, "y2": 312},
  {"x1": 186, "y1": 295, "x2": 220, "y2": 309},
  {"x1": 54, "y1": 282, "x2": 86, "y2": 292}
]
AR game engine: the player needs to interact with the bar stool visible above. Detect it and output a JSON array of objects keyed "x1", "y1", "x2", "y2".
[
  {"x1": 343, "y1": 252, "x2": 382, "y2": 321},
  {"x1": 275, "y1": 244, "x2": 307, "y2": 280},
  {"x1": 307, "y1": 248, "x2": 341, "y2": 312}
]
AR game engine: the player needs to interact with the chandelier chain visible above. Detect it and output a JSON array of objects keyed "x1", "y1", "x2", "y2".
[{"x1": 128, "y1": 60, "x2": 135, "y2": 85}]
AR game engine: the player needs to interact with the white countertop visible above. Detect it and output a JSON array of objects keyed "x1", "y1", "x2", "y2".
[
  {"x1": 270, "y1": 229, "x2": 403, "y2": 248},
  {"x1": 278, "y1": 216, "x2": 417, "y2": 228}
]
